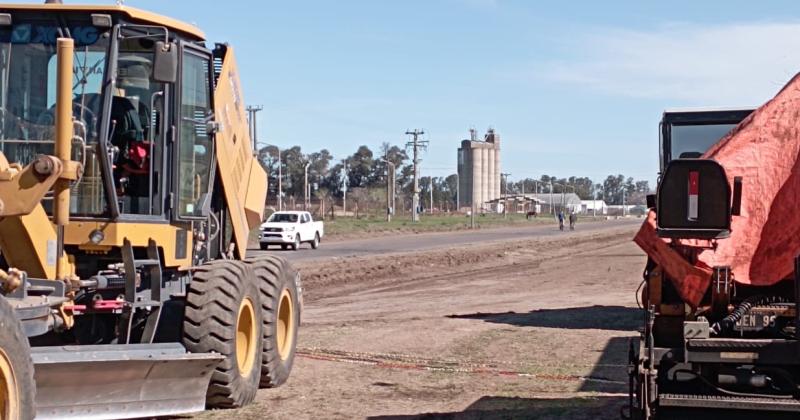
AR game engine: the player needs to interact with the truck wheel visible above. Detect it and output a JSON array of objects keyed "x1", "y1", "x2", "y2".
[
  {"x1": 183, "y1": 260, "x2": 262, "y2": 408},
  {"x1": 0, "y1": 297, "x2": 35, "y2": 420},
  {"x1": 245, "y1": 256, "x2": 300, "y2": 387},
  {"x1": 260, "y1": 243, "x2": 269, "y2": 251},
  {"x1": 291, "y1": 235, "x2": 300, "y2": 251},
  {"x1": 311, "y1": 233, "x2": 320, "y2": 250}
]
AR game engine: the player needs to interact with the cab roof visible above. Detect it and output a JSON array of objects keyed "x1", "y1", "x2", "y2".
[{"x1": 0, "y1": 3, "x2": 205, "y2": 40}]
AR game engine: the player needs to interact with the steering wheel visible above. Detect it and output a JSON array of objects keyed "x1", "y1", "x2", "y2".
[{"x1": 36, "y1": 102, "x2": 98, "y2": 138}]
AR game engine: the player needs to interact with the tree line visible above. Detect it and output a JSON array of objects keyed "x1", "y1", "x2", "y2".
[
  {"x1": 257, "y1": 143, "x2": 651, "y2": 209},
  {"x1": 511, "y1": 175, "x2": 650, "y2": 205}
]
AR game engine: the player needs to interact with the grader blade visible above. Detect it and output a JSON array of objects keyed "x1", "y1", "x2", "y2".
[{"x1": 31, "y1": 343, "x2": 222, "y2": 419}]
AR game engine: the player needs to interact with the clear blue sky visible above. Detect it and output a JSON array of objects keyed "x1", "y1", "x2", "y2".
[{"x1": 27, "y1": 1, "x2": 800, "y2": 184}]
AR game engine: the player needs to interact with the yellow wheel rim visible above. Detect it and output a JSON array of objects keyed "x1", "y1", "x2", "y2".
[
  {"x1": 277, "y1": 289, "x2": 295, "y2": 361},
  {"x1": 0, "y1": 348, "x2": 19, "y2": 420},
  {"x1": 236, "y1": 297, "x2": 258, "y2": 377}
]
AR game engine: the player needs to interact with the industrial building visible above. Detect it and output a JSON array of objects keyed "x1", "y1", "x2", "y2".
[{"x1": 457, "y1": 128, "x2": 501, "y2": 209}]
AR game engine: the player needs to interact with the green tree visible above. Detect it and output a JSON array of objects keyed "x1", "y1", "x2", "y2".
[
  {"x1": 346, "y1": 145, "x2": 375, "y2": 188},
  {"x1": 281, "y1": 146, "x2": 306, "y2": 198},
  {"x1": 373, "y1": 142, "x2": 409, "y2": 190},
  {"x1": 257, "y1": 145, "x2": 280, "y2": 196},
  {"x1": 603, "y1": 174, "x2": 625, "y2": 204}
]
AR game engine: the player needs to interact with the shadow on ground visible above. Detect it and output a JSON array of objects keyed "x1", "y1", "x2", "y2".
[
  {"x1": 447, "y1": 305, "x2": 642, "y2": 331},
  {"x1": 579, "y1": 336, "x2": 630, "y2": 393},
  {"x1": 368, "y1": 395, "x2": 625, "y2": 420}
]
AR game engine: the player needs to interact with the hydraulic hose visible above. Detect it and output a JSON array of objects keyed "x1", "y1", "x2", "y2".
[{"x1": 711, "y1": 295, "x2": 788, "y2": 335}]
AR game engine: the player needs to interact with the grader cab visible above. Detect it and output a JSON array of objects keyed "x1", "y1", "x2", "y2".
[{"x1": 0, "y1": 3, "x2": 300, "y2": 419}]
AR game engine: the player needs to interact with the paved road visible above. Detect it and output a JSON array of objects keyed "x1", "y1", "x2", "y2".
[{"x1": 247, "y1": 218, "x2": 642, "y2": 262}]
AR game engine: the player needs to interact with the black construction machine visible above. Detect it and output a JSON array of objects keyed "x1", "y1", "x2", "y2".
[{"x1": 624, "y1": 108, "x2": 800, "y2": 418}]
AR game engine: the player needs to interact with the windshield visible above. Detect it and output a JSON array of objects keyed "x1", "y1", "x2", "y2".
[
  {"x1": 670, "y1": 123, "x2": 737, "y2": 160},
  {"x1": 268, "y1": 213, "x2": 299, "y2": 223},
  {"x1": 0, "y1": 17, "x2": 110, "y2": 215}
]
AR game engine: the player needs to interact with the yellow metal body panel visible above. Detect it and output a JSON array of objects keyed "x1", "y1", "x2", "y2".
[
  {"x1": 0, "y1": 155, "x2": 61, "y2": 218},
  {"x1": 0, "y1": 150, "x2": 74, "y2": 280},
  {"x1": 0, "y1": 207, "x2": 58, "y2": 279},
  {"x1": 64, "y1": 222, "x2": 192, "y2": 268},
  {"x1": 0, "y1": 4, "x2": 204, "y2": 40},
  {"x1": 213, "y1": 46, "x2": 267, "y2": 259},
  {"x1": 244, "y1": 159, "x2": 268, "y2": 229}
]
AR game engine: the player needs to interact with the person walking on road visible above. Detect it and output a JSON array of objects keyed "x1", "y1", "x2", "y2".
[
  {"x1": 569, "y1": 212, "x2": 577, "y2": 231},
  {"x1": 557, "y1": 211, "x2": 565, "y2": 231}
]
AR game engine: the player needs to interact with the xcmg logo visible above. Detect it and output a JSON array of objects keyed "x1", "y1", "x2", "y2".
[{"x1": 11, "y1": 24, "x2": 100, "y2": 46}]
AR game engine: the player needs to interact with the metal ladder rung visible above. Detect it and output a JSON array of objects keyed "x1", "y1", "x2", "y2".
[
  {"x1": 133, "y1": 259, "x2": 160, "y2": 267},
  {"x1": 129, "y1": 300, "x2": 162, "y2": 308}
]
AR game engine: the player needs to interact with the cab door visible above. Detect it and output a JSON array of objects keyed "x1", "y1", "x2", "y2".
[{"x1": 173, "y1": 43, "x2": 215, "y2": 220}]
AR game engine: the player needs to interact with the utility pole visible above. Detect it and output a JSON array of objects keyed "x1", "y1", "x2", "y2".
[
  {"x1": 549, "y1": 181, "x2": 554, "y2": 215},
  {"x1": 623, "y1": 188, "x2": 627, "y2": 217},
  {"x1": 248, "y1": 105, "x2": 274, "y2": 210},
  {"x1": 303, "y1": 162, "x2": 310, "y2": 211},
  {"x1": 501, "y1": 172, "x2": 511, "y2": 218},
  {"x1": 246, "y1": 105, "x2": 263, "y2": 151},
  {"x1": 391, "y1": 165, "x2": 396, "y2": 220},
  {"x1": 381, "y1": 159, "x2": 395, "y2": 222},
  {"x1": 405, "y1": 129, "x2": 427, "y2": 222},
  {"x1": 277, "y1": 148, "x2": 282, "y2": 211},
  {"x1": 342, "y1": 160, "x2": 348, "y2": 216},
  {"x1": 471, "y1": 201, "x2": 476, "y2": 229},
  {"x1": 429, "y1": 176, "x2": 434, "y2": 214}
]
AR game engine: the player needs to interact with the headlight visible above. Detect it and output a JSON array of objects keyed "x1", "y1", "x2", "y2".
[{"x1": 286, "y1": 226, "x2": 296, "y2": 232}]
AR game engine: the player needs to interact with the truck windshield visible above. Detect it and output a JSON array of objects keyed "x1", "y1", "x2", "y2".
[
  {"x1": 669, "y1": 123, "x2": 737, "y2": 159},
  {"x1": 268, "y1": 213, "x2": 298, "y2": 223},
  {"x1": 0, "y1": 17, "x2": 111, "y2": 215}
]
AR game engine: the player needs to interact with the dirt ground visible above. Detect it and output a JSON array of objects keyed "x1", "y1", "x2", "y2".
[{"x1": 196, "y1": 223, "x2": 643, "y2": 419}]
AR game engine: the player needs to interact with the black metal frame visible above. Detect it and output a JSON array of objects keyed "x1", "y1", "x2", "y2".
[
  {"x1": 660, "y1": 109, "x2": 754, "y2": 173},
  {"x1": 171, "y1": 40, "x2": 217, "y2": 222}
]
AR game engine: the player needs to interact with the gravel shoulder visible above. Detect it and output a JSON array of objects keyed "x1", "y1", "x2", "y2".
[{"x1": 199, "y1": 224, "x2": 644, "y2": 419}]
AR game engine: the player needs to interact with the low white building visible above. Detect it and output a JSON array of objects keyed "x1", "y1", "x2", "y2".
[
  {"x1": 606, "y1": 204, "x2": 647, "y2": 216},
  {"x1": 580, "y1": 200, "x2": 608, "y2": 215},
  {"x1": 527, "y1": 193, "x2": 582, "y2": 214}
]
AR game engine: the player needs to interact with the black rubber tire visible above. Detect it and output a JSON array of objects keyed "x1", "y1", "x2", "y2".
[
  {"x1": 310, "y1": 233, "x2": 320, "y2": 250},
  {"x1": 291, "y1": 235, "x2": 300, "y2": 251},
  {"x1": 0, "y1": 297, "x2": 36, "y2": 420},
  {"x1": 182, "y1": 260, "x2": 262, "y2": 408},
  {"x1": 260, "y1": 243, "x2": 269, "y2": 251},
  {"x1": 244, "y1": 256, "x2": 300, "y2": 388}
]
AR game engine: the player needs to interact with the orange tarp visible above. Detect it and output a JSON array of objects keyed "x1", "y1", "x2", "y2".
[{"x1": 634, "y1": 74, "x2": 800, "y2": 307}]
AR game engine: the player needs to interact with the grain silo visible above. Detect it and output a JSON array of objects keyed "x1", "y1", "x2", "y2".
[{"x1": 457, "y1": 128, "x2": 501, "y2": 210}]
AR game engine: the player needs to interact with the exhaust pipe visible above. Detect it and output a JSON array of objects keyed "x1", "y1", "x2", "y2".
[{"x1": 54, "y1": 37, "x2": 73, "y2": 280}]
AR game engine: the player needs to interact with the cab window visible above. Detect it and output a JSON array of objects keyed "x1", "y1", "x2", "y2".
[
  {"x1": 110, "y1": 33, "x2": 168, "y2": 216},
  {"x1": 177, "y1": 51, "x2": 212, "y2": 218}
]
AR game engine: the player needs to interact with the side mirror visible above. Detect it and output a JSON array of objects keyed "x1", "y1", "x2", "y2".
[
  {"x1": 646, "y1": 194, "x2": 656, "y2": 209},
  {"x1": 731, "y1": 176, "x2": 743, "y2": 216},
  {"x1": 153, "y1": 41, "x2": 177, "y2": 83}
]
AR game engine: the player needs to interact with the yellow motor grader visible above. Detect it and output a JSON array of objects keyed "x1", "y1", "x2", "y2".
[{"x1": 0, "y1": 3, "x2": 300, "y2": 418}]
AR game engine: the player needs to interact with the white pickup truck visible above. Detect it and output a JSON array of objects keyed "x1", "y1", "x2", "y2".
[{"x1": 259, "y1": 211, "x2": 324, "y2": 251}]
